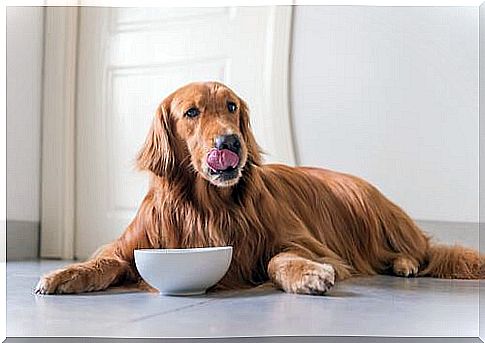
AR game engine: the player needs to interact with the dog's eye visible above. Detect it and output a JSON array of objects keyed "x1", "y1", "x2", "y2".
[
  {"x1": 227, "y1": 102, "x2": 237, "y2": 113},
  {"x1": 184, "y1": 107, "x2": 200, "y2": 118}
]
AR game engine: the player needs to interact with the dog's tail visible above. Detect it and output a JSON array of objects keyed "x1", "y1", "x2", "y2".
[{"x1": 419, "y1": 244, "x2": 484, "y2": 279}]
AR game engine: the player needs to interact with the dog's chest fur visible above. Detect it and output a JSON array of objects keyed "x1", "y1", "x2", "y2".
[{"x1": 155, "y1": 177, "x2": 279, "y2": 286}]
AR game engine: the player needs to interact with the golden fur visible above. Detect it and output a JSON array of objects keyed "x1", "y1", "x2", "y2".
[{"x1": 35, "y1": 81, "x2": 484, "y2": 295}]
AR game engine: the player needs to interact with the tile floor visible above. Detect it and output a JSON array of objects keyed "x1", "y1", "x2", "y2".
[{"x1": 7, "y1": 258, "x2": 481, "y2": 339}]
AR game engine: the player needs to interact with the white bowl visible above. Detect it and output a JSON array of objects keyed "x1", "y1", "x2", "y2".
[{"x1": 134, "y1": 247, "x2": 233, "y2": 296}]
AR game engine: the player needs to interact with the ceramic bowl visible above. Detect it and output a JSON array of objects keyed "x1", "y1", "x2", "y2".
[{"x1": 134, "y1": 247, "x2": 233, "y2": 296}]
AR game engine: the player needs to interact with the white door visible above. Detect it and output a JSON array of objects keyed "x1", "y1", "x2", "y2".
[{"x1": 74, "y1": 7, "x2": 294, "y2": 259}]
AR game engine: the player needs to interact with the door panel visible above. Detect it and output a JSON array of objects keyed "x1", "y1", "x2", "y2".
[{"x1": 76, "y1": 7, "x2": 293, "y2": 259}]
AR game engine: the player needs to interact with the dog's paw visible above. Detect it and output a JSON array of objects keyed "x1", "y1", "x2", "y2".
[
  {"x1": 293, "y1": 264, "x2": 335, "y2": 295},
  {"x1": 34, "y1": 275, "x2": 60, "y2": 295},
  {"x1": 34, "y1": 267, "x2": 90, "y2": 295},
  {"x1": 393, "y1": 256, "x2": 419, "y2": 277},
  {"x1": 274, "y1": 258, "x2": 335, "y2": 295}
]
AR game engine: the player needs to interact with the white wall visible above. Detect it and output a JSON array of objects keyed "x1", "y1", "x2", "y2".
[
  {"x1": 291, "y1": 6, "x2": 478, "y2": 223},
  {"x1": 5, "y1": 6, "x2": 479, "y2": 225},
  {"x1": 7, "y1": 7, "x2": 44, "y2": 222}
]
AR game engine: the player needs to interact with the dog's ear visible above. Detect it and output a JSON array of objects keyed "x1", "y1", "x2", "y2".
[
  {"x1": 137, "y1": 99, "x2": 177, "y2": 179},
  {"x1": 239, "y1": 99, "x2": 262, "y2": 166}
]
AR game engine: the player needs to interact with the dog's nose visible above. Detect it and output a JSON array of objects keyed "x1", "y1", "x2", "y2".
[{"x1": 215, "y1": 134, "x2": 241, "y2": 153}]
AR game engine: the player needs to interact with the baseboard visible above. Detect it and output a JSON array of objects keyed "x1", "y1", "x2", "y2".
[
  {"x1": 6, "y1": 220, "x2": 40, "y2": 261},
  {"x1": 416, "y1": 220, "x2": 479, "y2": 250}
]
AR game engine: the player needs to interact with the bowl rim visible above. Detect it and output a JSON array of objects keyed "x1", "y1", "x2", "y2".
[{"x1": 134, "y1": 246, "x2": 233, "y2": 254}]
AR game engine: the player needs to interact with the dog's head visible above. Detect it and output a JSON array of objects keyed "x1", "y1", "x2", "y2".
[{"x1": 137, "y1": 82, "x2": 261, "y2": 187}]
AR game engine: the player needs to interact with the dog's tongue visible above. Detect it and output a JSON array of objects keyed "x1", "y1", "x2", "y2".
[{"x1": 207, "y1": 149, "x2": 239, "y2": 171}]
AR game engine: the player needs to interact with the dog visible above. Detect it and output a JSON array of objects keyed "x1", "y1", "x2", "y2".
[{"x1": 35, "y1": 81, "x2": 484, "y2": 295}]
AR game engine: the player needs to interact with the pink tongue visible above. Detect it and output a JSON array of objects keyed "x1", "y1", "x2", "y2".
[{"x1": 207, "y1": 149, "x2": 239, "y2": 171}]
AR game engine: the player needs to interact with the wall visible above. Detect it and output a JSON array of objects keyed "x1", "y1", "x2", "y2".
[
  {"x1": 7, "y1": 7, "x2": 44, "y2": 259},
  {"x1": 291, "y1": 6, "x2": 478, "y2": 224},
  {"x1": 5, "y1": 6, "x2": 479, "y2": 259}
]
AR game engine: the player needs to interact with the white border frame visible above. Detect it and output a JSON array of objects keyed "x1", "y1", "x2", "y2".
[
  {"x1": 40, "y1": 6, "x2": 294, "y2": 258},
  {"x1": 1, "y1": 3, "x2": 6, "y2": 342},
  {"x1": 40, "y1": 7, "x2": 78, "y2": 259}
]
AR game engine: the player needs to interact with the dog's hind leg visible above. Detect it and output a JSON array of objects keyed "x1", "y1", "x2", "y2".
[
  {"x1": 392, "y1": 255, "x2": 419, "y2": 277},
  {"x1": 331, "y1": 179, "x2": 430, "y2": 278},
  {"x1": 373, "y1": 194, "x2": 430, "y2": 277}
]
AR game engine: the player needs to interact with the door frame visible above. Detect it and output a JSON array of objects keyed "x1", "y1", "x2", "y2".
[
  {"x1": 40, "y1": 7, "x2": 78, "y2": 259},
  {"x1": 40, "y1": 6, "x2": 295, "y2": 259}
]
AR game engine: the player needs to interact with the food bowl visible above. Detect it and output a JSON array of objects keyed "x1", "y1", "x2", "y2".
[{"x1": 134, "y1": 247, "x2": 233, "y2": 295}]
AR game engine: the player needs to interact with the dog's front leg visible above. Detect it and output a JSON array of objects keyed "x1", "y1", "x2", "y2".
[
  {"x1": 34, "y1": 195, "x2": 163, "y2": 295},
  {"x1": 34, "y1": 245, "x2": 134, "y2": 295},
  {"x1": 267, "y1": 251, "x2": 336, "y2": 295}
]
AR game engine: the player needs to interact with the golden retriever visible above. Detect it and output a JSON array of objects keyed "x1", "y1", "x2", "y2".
[{"x1": 35, "y1": 81, "x2": 484, "y2": 295}]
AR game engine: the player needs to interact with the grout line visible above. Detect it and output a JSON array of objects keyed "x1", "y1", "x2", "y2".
[
  {"x1": 128, "y1": 287, "x2": 273, "y2": 323},
  {"x1": 129, "y1": 298, "x2": 219, "y2": 323}
]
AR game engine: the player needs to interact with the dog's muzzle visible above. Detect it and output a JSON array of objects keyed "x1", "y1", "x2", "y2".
[{"x1": 207, "y1": 134, "x2": 241, "y2": 180}]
